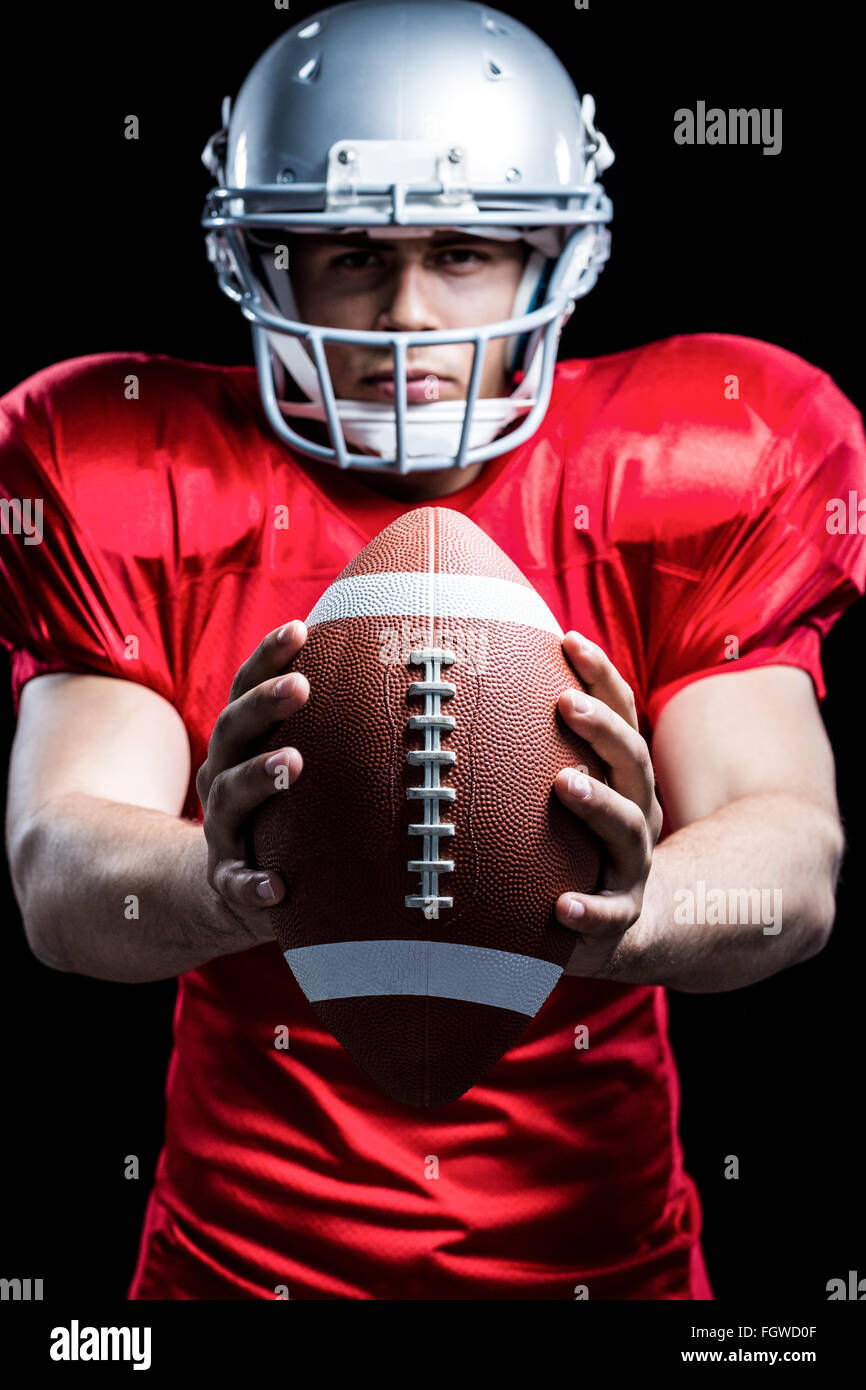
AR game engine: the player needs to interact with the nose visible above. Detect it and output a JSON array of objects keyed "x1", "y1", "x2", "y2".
[{"x1": 375, "y1": 262, "x2": 441, "y2": 333}]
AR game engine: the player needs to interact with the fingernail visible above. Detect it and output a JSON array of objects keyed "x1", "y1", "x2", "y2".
[
  {"x1": 274, "y1": 674, "x2": 299, "y2": 699},
  {"x1": 256, "y1": 877, "x2": 277, "y2": 901},
  {"x1": 276, "y1": 623, "x2": 296, "y2": 644},
  {"x1": 567, "y1": 898, "x2": 586, "y2": 919},
  {"x1": 265, "y1": 751, "x2": 288, "y2": 776},
  {"x1": 568, "y1": 770, "x2": 592, "y2": 798},
  {"x1": 571, "y1": 691, "x2": 592, "y2": 715}
]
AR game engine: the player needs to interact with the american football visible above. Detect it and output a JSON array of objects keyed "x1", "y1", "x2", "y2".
[{"x1": 254, "y1": 506, "x2": 604, "y2": 1106}]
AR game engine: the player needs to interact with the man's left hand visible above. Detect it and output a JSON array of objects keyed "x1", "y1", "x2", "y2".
[{"x1": 554, "y1": 631, "x2": 664, "y2": 978}]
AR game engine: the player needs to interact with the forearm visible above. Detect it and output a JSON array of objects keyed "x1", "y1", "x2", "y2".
[
  {"x1": 608, "y1": 793, "x2": 844, "y2": 992},
  {"x1": 12, "y1": 792, "x2": 270, "y2": 982}
]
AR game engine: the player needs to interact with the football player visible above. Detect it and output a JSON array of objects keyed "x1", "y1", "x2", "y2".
[{"x1": 3, "y1": 0, "x2": 864, "y2": 1300}]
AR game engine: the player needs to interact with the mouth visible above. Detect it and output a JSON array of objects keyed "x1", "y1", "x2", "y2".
[{"x1": 360, "y1": 369, "x2": 456, "y2": 403}]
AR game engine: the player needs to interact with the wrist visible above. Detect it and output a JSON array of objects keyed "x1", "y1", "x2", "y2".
[{"x1": 597, "y1": 874, "x2": 665, "y2": 986}]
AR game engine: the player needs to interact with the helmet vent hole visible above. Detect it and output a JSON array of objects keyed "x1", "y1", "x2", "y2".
[
  {"x1": 297, "y1": 21, "x2": 321, "y2": 39},
  {"x1": 295, "y1": 56, "x2": 321, "y2": 83},
  {"x1": 485, "y1": 58, "x2": 505, "y2": 79},
  {"x1": 483, "y1": 17, "x2": 509, "y2": 35}
]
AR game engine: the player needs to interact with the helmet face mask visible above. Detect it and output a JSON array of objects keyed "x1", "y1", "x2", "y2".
[{"x1": 201, "y1": 0, "x2": 614, "y2": 474}]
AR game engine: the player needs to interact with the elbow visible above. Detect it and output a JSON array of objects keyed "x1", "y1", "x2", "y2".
[
  {"x1": 25, "y1": 921, "x2": 78, "y2": 975},
  {"x1": 7, "y1": 811, "x2": 77, "y2": 975},
  {"x1": 797, "y1": 816, "x2": 845, "y2": 964},
  {"x1": 821, "y1": 812, "x2": 846, "y2": 928},
  {"x1": 798, "y1": 892, "x2": 837, "y2": 964}
]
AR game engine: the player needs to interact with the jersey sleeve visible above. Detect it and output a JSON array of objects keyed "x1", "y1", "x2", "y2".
[
  {"x1": 0, "y1": 367, "x2": 177, "y2": 716},
  {"x1": 645, "y1": 370, "x2": 866, "y2": 727}
]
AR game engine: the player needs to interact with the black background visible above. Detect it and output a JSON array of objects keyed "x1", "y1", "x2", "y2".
[{"x1": 1, "y1": 0, "x2": 862, "y2": 1302}]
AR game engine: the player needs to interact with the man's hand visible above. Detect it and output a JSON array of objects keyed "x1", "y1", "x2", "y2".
[
  {"x1": 196, "y1": 619, "x2": 310, "y2": 941},
  {"x1": 554, "y1": 631, "x2": 663, "y2": 979}
]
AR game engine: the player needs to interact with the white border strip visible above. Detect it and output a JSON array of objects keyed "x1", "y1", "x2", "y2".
[
  {"x1": 305, "y1": 572, "x2": 563, "y2": 637},
  {"x1": 285, "y1": 940, "x2": 562, "y2": 1017}
]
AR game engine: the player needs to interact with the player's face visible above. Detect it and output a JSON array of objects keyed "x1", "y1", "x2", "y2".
[{"x1": 289, "y1": 232, "x2": 527, "y2": 403}]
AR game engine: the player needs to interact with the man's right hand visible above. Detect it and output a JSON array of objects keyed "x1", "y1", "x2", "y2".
[{"x1": 196, "y1": 619, "x2": 310, "y2": 942}]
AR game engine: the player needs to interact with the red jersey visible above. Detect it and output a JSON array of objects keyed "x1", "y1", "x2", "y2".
[{"x1": 2, "y1": 334, "x2": 864, "y2": 1300}]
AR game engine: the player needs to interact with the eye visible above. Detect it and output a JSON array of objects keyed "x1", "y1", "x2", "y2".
[
  {"x1": 436, "y1": 246, "x2": 488, "y2": 268},
  {"x1": 331, "y1": 249, "x2": 383, "y2": 270}
]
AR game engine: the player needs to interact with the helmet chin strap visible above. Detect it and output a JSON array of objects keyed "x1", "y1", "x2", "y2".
[{"x1": 260, "y1": 237, "x2": 554, "y2": 462}]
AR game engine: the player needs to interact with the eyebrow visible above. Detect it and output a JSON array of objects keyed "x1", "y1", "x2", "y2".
[{"x1": 307, "y1": 232, "x2": 488, "y2": 250}]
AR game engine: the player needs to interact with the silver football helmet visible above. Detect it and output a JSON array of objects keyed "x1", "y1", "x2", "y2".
[{"x1": 201, "y1": 0, "x2": 614, "y2": 473}]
